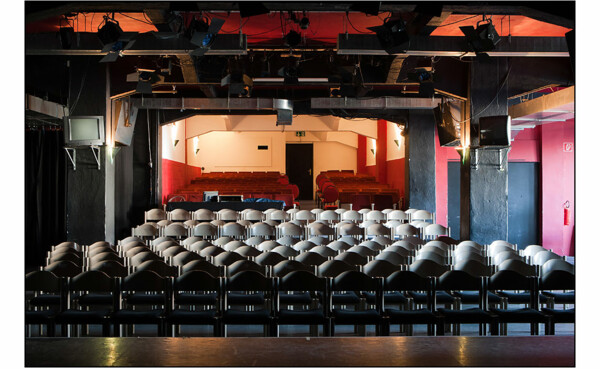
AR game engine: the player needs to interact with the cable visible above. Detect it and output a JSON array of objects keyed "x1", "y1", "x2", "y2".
[
  {"x1": 118, "y1": 12, "x2": 154, "y2": 25},
  {"x1": 436, "y1": 14, "x2": 479, "y2": 28},
  {"x1": 221, "y1": 18, "x2": 249, "y2": 33},
  {"x1": 449, "y1": 62, "x2": 513, "y2": 124},
  {"x1": 69, "y1": 57, "x2": 91, "y2": 113},
  {"x1": 346, "y1": 13, "x2": 372, "y2": 34}
]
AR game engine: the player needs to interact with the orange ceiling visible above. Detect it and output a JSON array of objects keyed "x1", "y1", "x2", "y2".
[{"x1": 26, "y1": 11, "x2": 572, "y2": 44}]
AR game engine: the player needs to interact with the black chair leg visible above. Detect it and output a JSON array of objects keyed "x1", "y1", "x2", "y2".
[
  {"x1": 47, "y1": 323, "x2": 56, "y2": 338},
  {"x1": 436, "y1": 321, "x2": 445, "y2": 336},
  {"x1": 102, "y1": 322, "x2": 111, "y2": 337}
]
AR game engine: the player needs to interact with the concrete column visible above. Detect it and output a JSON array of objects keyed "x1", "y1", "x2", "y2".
[
  {"x1": 406, "y1": 110, "x2": 436, "y2": 213},
  {"x1": 469, "y1": 58, "x2": 510, "y2": 243}
]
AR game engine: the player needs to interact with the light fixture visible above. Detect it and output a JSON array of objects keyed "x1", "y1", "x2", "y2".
[
  {"x1": 221, "y1": 73, "x2": 253, "y2": 97},
  {"x1": 284, "y1": 30, "x2": 302, "y2": 48},
  {"x1": 193, "y1": 137, "x2": 199, "y2": 155},
  {"x1": 171, "y1": 122, "x2": 179, "y2": 147},
  {"x1": 371, "y1": 138, "x2": 377, "y2": 156},
  {"x1": 407, "y1": 67, "x2": 434, "y2": 97},
  {"x1": 367, "y1": 18, "x2": 410, "y2": 54},
  {"x1": 299, "y1": 16, "x2": 310, "y2": 30},
  {"x1": 459, "y1": 17, "x2": 501, "y2": 60},
  {"x1": 188, "y1": 16, "x2": 226, "y2": 57}
]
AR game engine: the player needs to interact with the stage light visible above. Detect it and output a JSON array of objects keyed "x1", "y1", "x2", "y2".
[
  {"x1": 299, "y1": 16, "x2": 310, "y2": 30},
  {"x1": 459, "y1": 18, "x2": 501, "y2": 60},
  {"x1": 284, "y1": 30, "x2": 302, "y2": 48},
  {"x1": 367, "y1": 18, "x2": 410, "y2": 54},
  {"x1": 97, "y1": 18, "x2": 123, "y2": 45}
]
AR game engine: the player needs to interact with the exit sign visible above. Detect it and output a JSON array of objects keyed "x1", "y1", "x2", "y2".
[
  {"x1": 295, "y1": 131, "x2": 306, "y2": 137},
  {"x1": 563, "y1": 142, "x2": 573, "y2": 152}
]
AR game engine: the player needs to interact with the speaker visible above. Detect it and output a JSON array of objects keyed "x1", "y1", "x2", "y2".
[
  {"x1": 433, "y1": 103, "x2": 460, "y2": 146},
  {"x1": 114, "y1": 101, "x2": 139, "y2": 146},
  {"x1": 478, "y1": 115, "x2": 511, "y2": 146}
]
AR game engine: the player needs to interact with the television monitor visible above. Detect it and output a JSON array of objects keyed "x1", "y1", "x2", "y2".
[
  {"x1": 219, "y1": 195, "x2": 243, "y2": 202},
  {"x1": 433, "y1": 103, "x2": 460, "y2": 147},
  {"x1": 203, "y1": 191, "x2": 219, "y2": 202},
  {"x1": 64, "y1": 116, "x2": 105, "y2": 147},
  {"x1": 479, "y1": 115, "x2": 511, "y2": 146}
]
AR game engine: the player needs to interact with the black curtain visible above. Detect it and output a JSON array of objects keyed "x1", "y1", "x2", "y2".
[{"x1": 25, "y1": 128, "x2": 66, "y2": 268}]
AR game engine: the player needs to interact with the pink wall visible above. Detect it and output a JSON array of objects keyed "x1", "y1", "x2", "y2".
[
  {"x1": 387, "y1": 158, "x2": 406, "y2": 206},
  {"x1": 541, "y1": 120, "x2": 574, "y2": 256}
]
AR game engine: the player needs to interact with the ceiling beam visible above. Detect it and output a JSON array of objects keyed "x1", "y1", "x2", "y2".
[
  {"x1": 311, "y1": 97, "x2": 441, "y2": 110},
  {"x1": 337, "y1": 35, "x2": 569, "y2": 57},
  {"x1": 419, "y1": 11, "x2": 453, "y2": 35},
  {"x1": 508, "y1": 86, "x2": 574, "y2": 119}
]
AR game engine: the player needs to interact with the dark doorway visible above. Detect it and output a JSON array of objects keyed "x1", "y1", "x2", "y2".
[
  {"x1": 286, "y1": 143, "x2": 314, "y2": 200},
  {"x1": 508, "y1": 162, "x2": 540, "y2": 249},
  {"x1": 447, "y1": 161, "x2": 460, "y2": 240}
]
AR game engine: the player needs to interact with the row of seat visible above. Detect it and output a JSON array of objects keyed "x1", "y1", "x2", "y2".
[
  {"x1": 315, "y1": 171, "x2": 400, "y2": 209},
  {"x1": 145, "y1": 207, "x2": 435, "y2": 223},
  {"x1": 45, "y1": 239, "x2": 573, "y2": 286},
  {"x1": 25, "y1": 267, "x2": 574, "y2": 338}
]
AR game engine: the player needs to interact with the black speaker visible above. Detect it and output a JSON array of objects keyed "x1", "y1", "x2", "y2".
[
  {"x1": 433, "y1": 103, "x2": 460, "y2": 146},
  {"x1": 478, "y1": 115, "x2": 511, "y2": 146}
]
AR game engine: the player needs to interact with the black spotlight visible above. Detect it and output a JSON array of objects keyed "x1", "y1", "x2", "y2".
[
  {"x1": 97, "y1": 18, "x2": 123, "y2": 45},
  {"x1": 367, "y1": 19, "x2": 410, "y2": 54},
  {"x1": 299, "y1": 16, "x2": 310, "y2": 30},
  {"x1": 284, "y1": 30, "x2": 302, "y2": 48},
  {"x1": 407, "y1": 68, "x2": 435, "y2": 97},
  {"x1": 459, "y1": 19, "x2": 500, "y2": 59},
  {"x1": 278, "y1": 65, "x2": 299, "y2": 85}
]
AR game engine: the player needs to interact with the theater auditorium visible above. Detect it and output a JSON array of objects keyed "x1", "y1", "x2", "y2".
[{"x1": 22, "y1": 1, "x2": 580, "y2": 366}]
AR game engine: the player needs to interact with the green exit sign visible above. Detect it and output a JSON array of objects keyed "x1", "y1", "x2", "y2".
[{"x1": 295, "y1": 131, "x2": 306, "y2": 137}]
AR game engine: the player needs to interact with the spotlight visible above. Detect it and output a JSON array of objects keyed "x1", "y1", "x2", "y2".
[
  {"x1": 97, "y1": 18, "x2": 123, "y2": 45},
  {"x1": 459, "y1": 18, "x2": 500, "y2": 60},
  {"x1": 299, "y1": 16, "x2": 310, "y2": 30},
  {"x1": 189, "y1": 17, "x2": 226, "y2": 57},
  {"x1": 407, "y1": 68, "x2": 435, "y2": 97},
  {"x1": 367, "y1": 18, "x2": 410, "y2": 54},
  {"x1": 284, "y1": 30, "x2": 302, "y2": 48},
  {"x1": 278, "y1": 65, "x2": 299, "y2": 85}
]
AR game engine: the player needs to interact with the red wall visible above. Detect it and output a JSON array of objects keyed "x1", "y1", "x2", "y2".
[
  {"x1": 541, "y1": 120, "x2": 574, "y2": 256},
  {"x1": 161, "y1": 159, "x2": 202, "y2": 203},
  {"x1": 357, "y1": 135, "x2": 367, "y2": 174},
  {"x1": 387, "y1": 158, "x2": 406, "y2": 203},
  {"x1": 375, "y1": 119, "x2": 388, "y2": 184}
]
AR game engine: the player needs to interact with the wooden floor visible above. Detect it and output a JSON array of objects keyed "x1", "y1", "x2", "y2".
[{"x1": 25, "y1": 336, "x2": 574, "y2": 367}]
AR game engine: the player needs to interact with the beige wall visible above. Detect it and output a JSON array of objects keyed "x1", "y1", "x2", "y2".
[
  {"x1": 387, "y1": 121, "x2": 406, "y2": 161},
  {"x1": 161, "y1": 120, "x2": 186, "y2": 163},
  {"x1": 312, "y1": 141, "x2": 357, "y2": 196},
  {"x1": 366, "y1": 137, "x2": 377, "y2": 166},
  {"x1": 186, "y1": 131, "x2": 286, "y2": 173}
]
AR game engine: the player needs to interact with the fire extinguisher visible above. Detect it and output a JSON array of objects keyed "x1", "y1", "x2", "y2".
[{"x1": 563, "y1": 201, "x2": 571, "y2": 226}]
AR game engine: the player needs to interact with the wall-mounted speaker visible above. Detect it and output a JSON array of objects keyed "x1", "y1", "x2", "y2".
[
  {"x1": 479, "y1": 115, "x2": 511, "y2": 146},
  {"x1": 114, "y1": 101, "x2": 139, "y2": 146},
  {"x1": 433, "y1": 103, "x2": 460, "y2": 146}
]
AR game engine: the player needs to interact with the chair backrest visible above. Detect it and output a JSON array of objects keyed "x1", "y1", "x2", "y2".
[
  {"x1": 371, "y1": 235, "x2": 393, "y2": 247},
  {"x1": 331, "y1": 271, "x2": 382, "y2": 310},
  {"x1": 385, "y1": 270, "x2": 431, "y2": 292},
  {"x1": 374, "y1": 251, "x2": 408, "y2": 266},
  {"x1": 334, "y1": 251, "x2": 369, "y2": 266},
  {"x1": 363, "y1": 259, "x2": 403, "y2": 277},
  {"x1": 424, "y1": 240, "x2": 450, "y2": 252},
  {"x1": 497, "y1": 259, "x2": 538, "y2": 277},
  {"x1": 308, "y1": 222, "x2": 335, "y2": 236},
  {"x1": 295, "y1": 251, "x2": 328, "y2": 266},
  {"x1": 382, "y1": 245, "x2": 412, "y2": 257},
  {"x1": 418, "y1": 245, "x2": 447, "y2": 256},
  {"x1": 359, "y1": 240, "x2": 385, "y2": 251},
  {"x1": 193, "y1": 209, "x2": 214, "y2": 221},
  {"x1": 539, "y1": 269, "x2": 575, "y2": 291},
  {"x1": 409, "y1": 259, "x2": 449, "y2": 277},
  {"x1": 415, "y1": 251, "x2": 446, "y2": 265},
  {"x1": 168, "y1": 209, "x2": 192, "y2": 221},
  {"x1": 347, "y1": 245, "x2": 377, "y2": 257},
  {"x1": 87, "y1": 245, "x2": 117, "y2": 258},
  {"x1": 90, "y1": 260, "x2": 129, "y2": 277},
  {"x1": 213, "y1": 251, "x2": 246, "y2": 266},
  {"x1": 492, "y1": 251, "x2": 524, "y2": 266},
  {"x1": 339, "y1": 223, "x2": 363, "y2": 236},
  {"x1": 225, "y1": 270, "x2": 272, "y2": 292},
  {"x1": 366, "y1": 223, "x2": 391, "y2": 237},
  {"x1": 223, "y1": 240, "x2": 246, "y2": 252},
  {"x1": 162, "y1": 245, "x2": 188, "y2": 258},
  {"x1": 532, "y1": 250, "x2": 562, "y2": 266},
  {"x1": 387, "y1": 210, "x2": 408, "y2": 222},
  {"x1": 69, "y1": 270, "x2": 115, "y2": 295},
  {"x1": 181, "y1": 259, "x2": 221, "y2": 277},
  {"x1": 171, "y1": 251, "x2": 203, "y2": 266},
  {"x1": 292, "y1": 240, "x2": 317, "y2": 252},
  {"x1": 125, "y1": 245, "x2": 152, "y2": 258},
  {"x1": 132, "y1": 223, "x2": 159, "y2": 238},
  {"x1": 244, "y1": 210, "x2": 264, "y2": 222},
  {"x1": 182, "y1": 236, "x2": 204, "y2": 246},
  {"x1": 272, "y1": 260, "x2": 313, "y2": 277},
  {"x1": 257, "y1": 240, "x2": 280, "y2": 252},
  {"x1": 341, "y1": 210, "x2": 362, "y2": 222},
  {"x1": 222, "y1": 222, "x2": 246, "y2": 238},
  {"x1": 319, "y1": 210, "x2": 340, "y2": 222},
  {"x1": 135, "y1": 259, "x2": 178, "y2": 277},
  {"x1": 395, "y1": 224, "x2": 419, "y2": 237},
  {"x1": 48, "y1": 252, "x2": 82, "y2": 266},
  {"x1": 522, "y1": 245, "x2": 546, "y2": 258},
  {"x1": 366, "y1": 210, "x2": 385, "y2": 222},
  {"x1": 541, "y1": 259, "x2": 574, "y2": 276},
  {"x1": 278, "y1": 222, "x2": 303, "y2": 237},
  {"x1": 130, "y1": 251, "x2": 163, "y2": 267},
  {"x1": 121, "y1": 270, "x2": 169, "y2": 306},
  {"x1": 338, "y1": 236, "x2": 360, "y2": 246},
  {"x1": 163, "y1": 223, "x2": 188, "y2": 238},
  {"x1": 226, "y1": 260, "x2": 266, "y2": 277},
  {"x1": 250, "y1": 222, "x2": 275, "y2": 237},
  {"x1": 44, "y1": 260, "x2": 82, "y2": 277},
  {"x1": 157, "y1": 220, "x2": 172, "y2": 227},
  {"x1": 488, "y1": 270, "x2": 536, "y2": 305},
  {"x1": 155, "y1": 240, "x2": 180, "y2": 252},
  {"x1": 390, "y1": 240, "x2": 418, "y2": 251},
  {"x1": 453, "y1": 251, "x2": 487, "y2": 265},
  {"x1": 295, "y1": 210, "x2": 315, "y2": 221},
  {"x1": 317, "y1": 259, "x2": 356, "y2": 277},
  {"x1": 327, "y1": 240, "x2": 352, "y2": 252},
  {"x1": 255, "y1": 251, "x2": 288, "y2": 266},
  {"x1": 235, "y1": 245, "x2": 262, "y2": 258},
  {"x1": 411, "y1": 210, "x2": 433, "y2": 222},
  {"x1": 423, "y1": 224, "x2": 448, "y2": 238},
  {"x1": 453, "y1": 259, "x2": 494, "y2": 277},
  {"x1": 279, "y1": 270, "x2": 326, "y2": 293},
  {"x1": 271, "y1": 245, "x2": 299, "y2": 258},
  {"x1": 213, "y1": 236, "x2": 234, "y2": 246},
  {"x1": 174, "y1": 270, "x2": 221, "y2": 293},
  {"x1": 90, "y1": 252, "x2": 125, "y2": 266},
  {"x1": 145, "y1": 208, "x2": 167, "y2": 222},
  {"x1": 189, "y1": 240, "x2": 215, "y2": 253}
]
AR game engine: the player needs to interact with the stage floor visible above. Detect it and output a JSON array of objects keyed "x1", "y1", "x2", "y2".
[{"x1": 25, "y1": 335, "x2": 575, "y2": 367}]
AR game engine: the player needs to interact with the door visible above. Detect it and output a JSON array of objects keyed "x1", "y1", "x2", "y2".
[
  {"x1": 286, "y1": 143, "x2": 314, "y2": 200},
  {"x1": 447, "y1": 161, "x2": 461, "y2": 240},
  {"x1": 508, "y1": 162, "x2": 540, "y2": 249}
]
